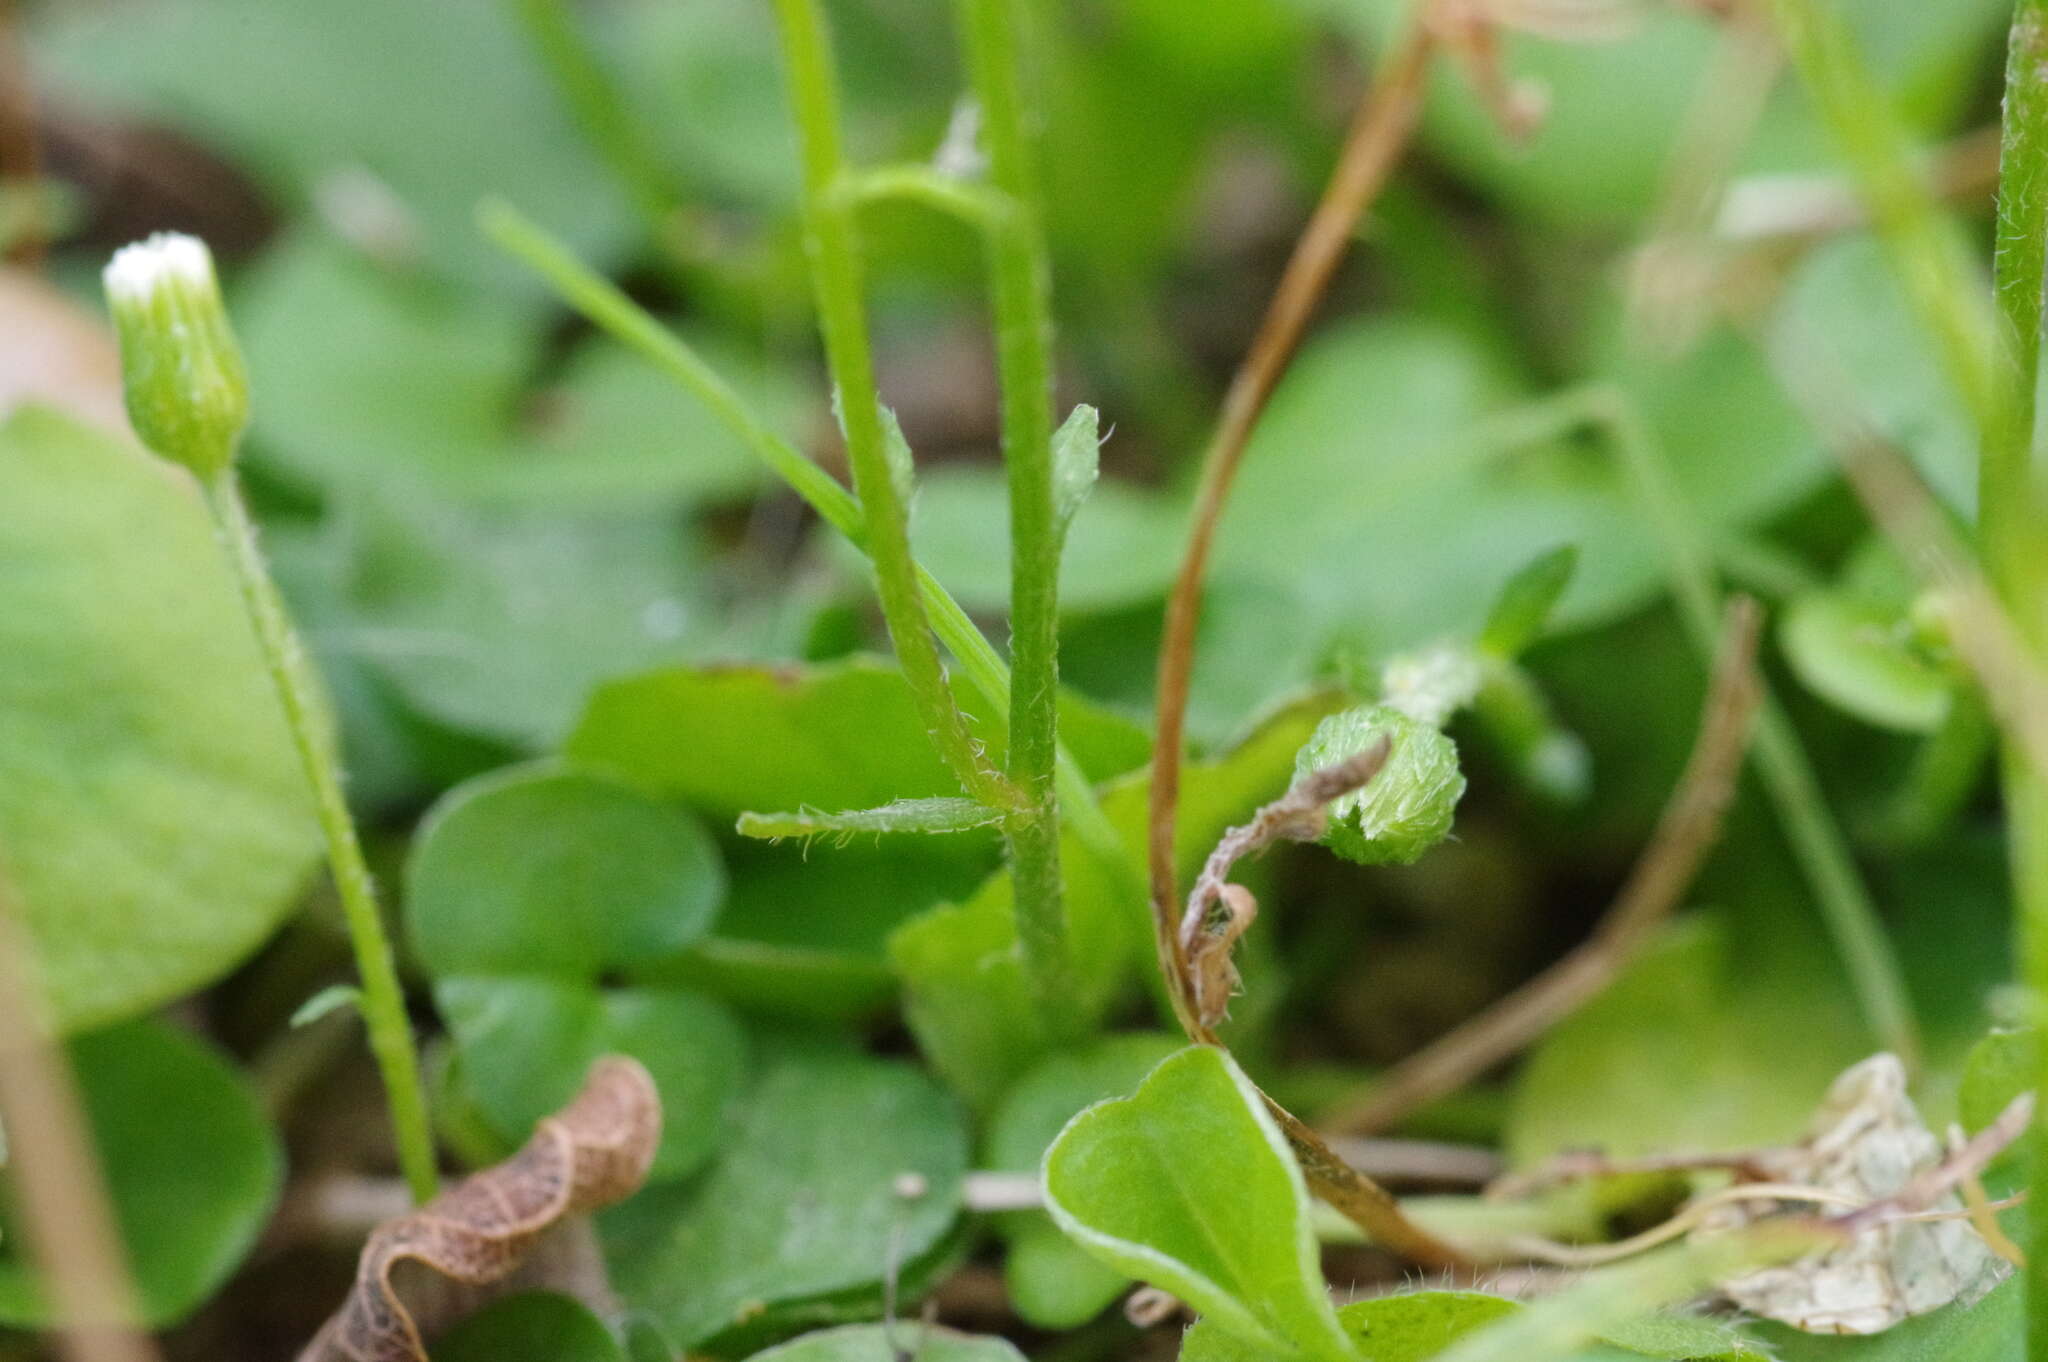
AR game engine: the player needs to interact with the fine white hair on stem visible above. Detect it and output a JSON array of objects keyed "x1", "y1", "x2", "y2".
[{"x1": 102, "y1": 231, "x2": 216, "y2": 303}]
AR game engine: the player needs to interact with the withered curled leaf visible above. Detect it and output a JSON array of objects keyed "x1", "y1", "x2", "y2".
[{"x1": 298, "y1": 1056, "x2": 660, "y2": 1362}]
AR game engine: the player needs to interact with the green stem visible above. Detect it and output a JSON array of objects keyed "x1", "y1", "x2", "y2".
[
  {"x1": 1768, "y1": 0, "x2": 2006, "y2": 445},
  {"x1": 1869, "y1": 689, "x2": 1991, "y2": 851},
  {"x1": 1989, "y1": 3, "x2": 2048, "y2": 1350},
  {"x1": 769, "y1": 0, "x2": 1014, "y2": 813},
  {"x1": 952, "y1": 0, "x2": 1072, "y2": 1020},
  {"x1": 509, "y1": 0, "x2": 678, "y2": 232},
  {"x1": 203, "y1": 471, "x2": 438, "y2": 1204},
  {"x1": 477, "y1": 204, "x2": 1136, "y2": 905},
  {"x1": 1497, "y1": 385, "x2": 1922, "y2": 1067}
]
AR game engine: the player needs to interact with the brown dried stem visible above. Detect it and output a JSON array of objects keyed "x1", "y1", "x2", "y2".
[
  {"x1": 1322, "y1": 596, "x2": 1764, "y2": 1137},
  {"x1": 1145, "y1": 21, "x2": 1436, "y2": 1026},
  {"x1": 0, "y1": 871, "x2": 160, "y2": 1362},
  {"x1": 298, "y1": 1057, "x2": 661, "y2": 1362}
]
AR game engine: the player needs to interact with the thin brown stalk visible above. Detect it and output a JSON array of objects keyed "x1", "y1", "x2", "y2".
[
  {"x1": 0, "y1": 871, "x2": 161, "y2": 1362},
  {"x1": 1146, "y1": 21, "x2": 1436, "y2": 1022},
  {"x1": 1321, "y1": 597, "x2": 1764, "y2": 1137}
]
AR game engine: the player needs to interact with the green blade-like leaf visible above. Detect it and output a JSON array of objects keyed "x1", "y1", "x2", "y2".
[
  {"x1": 736, "y1": 797, "x2": 1005, "y2": 841},
  {"x1": 1042, "y1": 1046, "x2": 1359, "y2": 1362},
  {"x1": 1479, "y1": 544, "x2": 1579, "y2": 658}
]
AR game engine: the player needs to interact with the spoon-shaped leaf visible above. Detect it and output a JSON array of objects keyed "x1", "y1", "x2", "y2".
[{"x1": 1042, "y1": 1046, "x2": 1358, "y2": 1362}]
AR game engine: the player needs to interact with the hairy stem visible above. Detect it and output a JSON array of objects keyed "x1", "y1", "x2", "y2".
[
  {"x1": 770, "y1": 0, "x2": 1014, "y2": 812},
  {"x1": 1991, "y1": 1, "x2": 2048, "y2": 1348},
  {"x1": 481, "y1": 203, "x2": 1146, "y2": 940},
  {"x1": 951, "y1": 0, "x2": 1072, "y2": 1020},
  {"x1": 203, "y1": 472, "x2": 437, "y2": 1204}
]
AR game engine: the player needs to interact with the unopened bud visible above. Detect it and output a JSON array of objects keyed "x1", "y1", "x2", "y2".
[
  {"x1": 1294, "y1": 704, "x2": 1465, "y2": 866},
  {"x1": 102, "y1": 232, "x2": 249, "y2": 477}
]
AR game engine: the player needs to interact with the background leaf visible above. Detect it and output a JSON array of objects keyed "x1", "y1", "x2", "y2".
[
  {"x1": 407, "y1": 762, "x2": 743, "y2": 1179},
  {"x1": 0, "y1": 407, "x2": 318, "y2": 1034},
  {"x1": 0, "y1": 1020, "x2": 281, "y2": 1328}
]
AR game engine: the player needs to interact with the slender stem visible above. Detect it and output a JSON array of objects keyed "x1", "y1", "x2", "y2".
[
  {"x1": 509, "y1": 0, "x2": 677, "y2": 231},
  {"x1": 1595, "y1": 389, "x2": 1921, "y2": 1068},
  {"x1": 203, "y1": 472, "x2": 438, "y2": 1204},
  {"x1": 952, "y1": 0, "x2": 1072, "y2": 1019},
  {"x1": 849, "y1": 162, "x2": 1007, "y2": 228},
  {"x1": 1767, "y1": 0, "x2": 2007, "y2": 446},
  {"x1": 1147, "y1": 21, "x2": 1435, "y2": 1018},
  {"x1": 479, "y1": 203, "x2": 1141, "y2": 909},
  {"x1": 1492, "y1": 386, "x2": 1921, "y2": 1065},
  {"x1": 770, "y1": 0, "x2": 1014, "y2": 812},
  {"x1": 0, "y1": 879, "x2": 159, "y2": 1362},
  {"x1": 1870, "y1": 690, "x2": 1991, "y2": 850},
  {"x1": 1990, "y1": 3, "x2": 2048, "y2": 1350}
]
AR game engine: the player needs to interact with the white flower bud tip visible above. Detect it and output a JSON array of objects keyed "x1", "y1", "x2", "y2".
[{"x1": 103, "y1": 231, "x2": 218, "y2": 306}]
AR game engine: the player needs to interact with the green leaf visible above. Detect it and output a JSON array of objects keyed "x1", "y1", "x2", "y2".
[
  {"x1": 1780, "y1": 590, "x2": 1952, "y2": 733},
  {"x1": 1294, "y1": 705, "x2": 1465, "y2": 866},
  {"x1": 230, "y1": 232, "x2": 807, "y2": 510},
  {"x1": 1180, "y1": 1292, "x2": 1770, "y2": 1362},
  {"x1": 1181, "y1": 1292, "x2": 1516, "y2": 1362},
  {"x1": 1043, "y1": 1046, "x2": 1359, "y2": 1362},
  {"x1": 892, "y1": 696, "x2": 1336, "y2": 1109},
  {"x1": 736, "y1": 797, "x2": 1005, "y2": 841},
  {"x1": 0, "y1": 407, "x2": 318, "y2": 1034},
  {"x1": 1753, "y1": 1278, "x2": 2019, "y2": 1362},
  {"x1": 1506, "y1": 914, "x2": 1865, "y2": 1166},
  {"x1": 1959, "y1": 1026, "x2": 2037, "y2": 1138},
  {"x1": 343, "y1": 490, "x2": 724, "y2": 748},
  {"x1": 906, "y1": 464, "x2": 1184, "y2": 614},
  {"x1": 432, "y1": 1291, "x2": 625, "y2": 1362},
  {"x1": 603, "y1": 1047, "x2": 968, "y2": 1350},
  {"x1": 984, "y1": 1034, "x2": 1184, "y2": 1328},
  {"x1": 1051, "y1": 403, "x2": 1102, "y2": 533},
  {"x1": 743, "y1": 1323, "x2": 1027, "y2": 1362},
  {"x1": 33, "y1": 0, "x2": 635, "y2": 295},
  {"x1": 0, "y1": 1020, "x2": 281, "y2": 1327},
  {"x1": 568, "y1": 656, "x2": 1147, "y2": 810},
  {"x1": 1480, "y1": 545, "x2": 1579, "y2": 658},
  {"x1": 291, "y1": 983, "x2": 363, "y2": 1028},
  {"x1": 407, "y1": 762, "x2": 743, "y2": 1179}
]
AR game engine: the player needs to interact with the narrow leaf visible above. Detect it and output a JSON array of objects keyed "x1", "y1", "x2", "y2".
[
  {"x1": 736, "y1": 797, "x2": 1005, "y2": 841},
  {"x1": 291, "y1": 984, "x2": 363, "y2": 1029}
]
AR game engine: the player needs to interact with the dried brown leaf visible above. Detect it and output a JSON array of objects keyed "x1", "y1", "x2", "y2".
[{"x1": 297, "y1": 1056, "x2": 661, "y2": 1362}]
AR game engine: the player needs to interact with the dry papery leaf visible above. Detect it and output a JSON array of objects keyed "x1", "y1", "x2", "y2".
[
  {"x1": 298, "y1": 1056, "x2": 661, "y2": 1362},
  {"x1": 1702, "y1": 1054, "x2": 2010, "y2": 1335}
]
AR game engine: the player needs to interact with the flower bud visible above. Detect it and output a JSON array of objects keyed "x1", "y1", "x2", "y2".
[
  {"x1": 102, "y1": 232, "x2": 250, "y2": 477},
  {"x1": 1294, "y1": 703, "x2": 1465, "y2": 866}
]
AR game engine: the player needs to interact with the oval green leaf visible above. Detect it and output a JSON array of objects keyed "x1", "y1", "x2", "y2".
[
  {"x1": 0, "y1": 407, "x2": 318, "y2": 1034},
  {"x1": 1043, "y1": 1046, "x2": 1358, "y2": 1362},
  {"x1": 0, "y1": 1019, "x2": 281, "y2": 1327}
]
